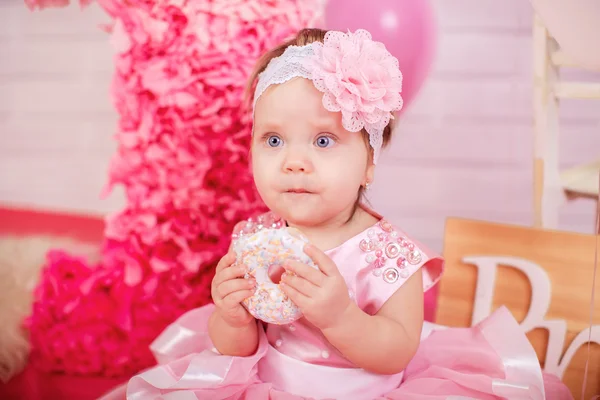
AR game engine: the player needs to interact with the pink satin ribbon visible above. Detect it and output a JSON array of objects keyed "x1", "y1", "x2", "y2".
[
  {"x1": 480, "y1": 307, "x2": 545, "y2": 400},
  {"x1": 99, "y1": 305, "x2": 550, "y2": 400},
  {"x1": 258, "y1": 345, "x2": 404, "y2": 400}
]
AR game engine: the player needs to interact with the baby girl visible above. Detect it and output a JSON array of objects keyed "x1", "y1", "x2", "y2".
[{"x1": 101, "y1": 28, "x2": 573, "y2": 400}]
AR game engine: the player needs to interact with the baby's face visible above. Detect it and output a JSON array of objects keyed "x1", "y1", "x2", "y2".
[{"x1": 251, "y1": 77, "x2": 373, "y2": 227}]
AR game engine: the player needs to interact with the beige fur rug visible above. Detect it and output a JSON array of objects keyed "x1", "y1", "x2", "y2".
[{"x1": 0, "y1": 235, "x2": 99, "y2": 383}]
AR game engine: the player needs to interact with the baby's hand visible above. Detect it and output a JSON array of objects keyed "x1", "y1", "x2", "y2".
[
  {"x1": 280, "y1": 244, "x2": 351, "y2": 331},
  {"x1": 211, "y1": 251, "x2": 256, "y2": 328}
]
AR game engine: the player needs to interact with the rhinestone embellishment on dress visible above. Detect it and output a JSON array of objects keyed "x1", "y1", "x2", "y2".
[
  {"x1": 231, "y1": 212, "x2": 284, "y2": 240},
  {"x1": 359, "y1": 220, "x2": 423, "y2": 283}
]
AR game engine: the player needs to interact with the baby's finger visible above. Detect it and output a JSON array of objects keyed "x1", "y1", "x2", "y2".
[
  {"x1": 215, "y1": 251, "x2": 237, "y2": 273},
  {"x1": 222, "y1": 289, "x2": 255, "y2": 308},
  {"x1": 280, "y1": 282, "x2": 309, "y2": 310},
  {"x1": 218, "y1": 278, "x2": 255, "y2": 299},
  {"x1": 281, "y1": 272, "x2": 318, "y2": 297},
  {"x1": 285, "y1": 260, "x2": 325, "y2": 287},
  {"x1": 215, "y1": 264, "x2": 247, "y2": 285},
  {"x1": 303, "y1": 244, "x2": 338, "y2": 276}
]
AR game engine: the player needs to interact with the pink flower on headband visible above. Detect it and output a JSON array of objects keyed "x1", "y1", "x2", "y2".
[{"x1": 308, "y1": 29, "x2": 403, "y2": 135}]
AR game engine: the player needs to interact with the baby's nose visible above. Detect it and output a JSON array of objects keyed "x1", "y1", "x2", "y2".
[{"x1": 283, "y1": 150, "x2": 312, "y2": 173}]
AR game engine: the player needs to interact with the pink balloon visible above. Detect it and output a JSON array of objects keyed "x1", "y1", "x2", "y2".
[{"x1": 325, "y1": 0, "x2": 437, "y2": 113}]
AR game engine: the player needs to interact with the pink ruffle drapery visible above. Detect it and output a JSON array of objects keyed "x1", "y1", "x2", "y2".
[{"x1": 24, "y1": 0, "x2": 319, "y2": 379}]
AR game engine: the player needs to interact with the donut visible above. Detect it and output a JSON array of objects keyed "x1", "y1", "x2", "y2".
[{"x1": 232, "y1": 227, "x2": 318, "y2": 325}]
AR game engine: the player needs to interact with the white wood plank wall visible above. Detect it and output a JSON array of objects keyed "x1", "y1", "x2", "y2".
[{"x1": 1, "y1": 0, "x2": 598, "y2": 252}]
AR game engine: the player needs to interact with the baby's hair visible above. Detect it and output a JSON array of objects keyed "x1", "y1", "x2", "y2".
[
  {"x1": 245, "y1": 28, "x2": 396, "y2": 207},
  {"x1": 245, "y1": 28, "x2": 394, "y2": 154}
]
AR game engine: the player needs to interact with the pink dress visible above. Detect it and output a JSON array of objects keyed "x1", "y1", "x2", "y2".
[{"x1": 101, "y1": 212, "x2": 573, "y2": 400}]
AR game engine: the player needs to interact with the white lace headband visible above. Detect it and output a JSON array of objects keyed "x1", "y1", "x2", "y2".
[{"x1": 253, "y1": 29, "x2": 404, "y2": 164}]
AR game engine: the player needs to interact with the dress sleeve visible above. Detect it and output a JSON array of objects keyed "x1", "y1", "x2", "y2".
[{"x1": 354, "y1": 222, "x2": 444, "y2": 315}]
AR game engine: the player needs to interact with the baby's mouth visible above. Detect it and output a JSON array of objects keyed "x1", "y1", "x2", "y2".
[{"x1": 287, "y1": 189, "x2": 311, "y2": 194}]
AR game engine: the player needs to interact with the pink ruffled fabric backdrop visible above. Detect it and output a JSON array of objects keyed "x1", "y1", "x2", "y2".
[{"x1": 23, "y1": 0, "x2": 319, "y2": 379}]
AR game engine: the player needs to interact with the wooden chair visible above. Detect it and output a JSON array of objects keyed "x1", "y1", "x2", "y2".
[
  {"x1": 532, "y1": 14, "x2": 600, "y2": 230},
  {"x1": 435, "y1": 217, "x2": 599, "y2": 399}
]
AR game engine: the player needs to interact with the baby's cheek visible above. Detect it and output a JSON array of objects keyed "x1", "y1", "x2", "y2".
[
  {"x1": 326, "y1": 174, "x2": 361, "y2": 198},
  {"x1": 252, "y1": 162, "x2": 272, "y2": 189}
]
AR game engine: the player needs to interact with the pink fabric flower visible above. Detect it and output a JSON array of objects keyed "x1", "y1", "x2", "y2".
[
  {"x1": 25, "y1": 251, "x2": 135, "y2": 377},
  {"x1": 308, "y1": 29, "x2": 403, "y2": 135},
  {"x1": 25, "y1": 0, "x2": 320, "y2": 379}
]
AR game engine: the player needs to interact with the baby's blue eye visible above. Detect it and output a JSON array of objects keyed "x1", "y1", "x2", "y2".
[
  {"x1": 267, "y1": 135, "x2": 282, "y2": 147},
  {"x1": 315, "y1": 135, "x2": 334, "y2": 148}
]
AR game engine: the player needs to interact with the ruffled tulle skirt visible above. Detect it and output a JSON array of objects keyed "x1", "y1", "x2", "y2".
[{"x1": 99, "y1": 305, "x2": 573, "y2": 400}]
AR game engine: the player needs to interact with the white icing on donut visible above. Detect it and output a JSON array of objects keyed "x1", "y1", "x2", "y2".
[{"x1": 233, "y1": 227, "x2": 317, "y2": 324}]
